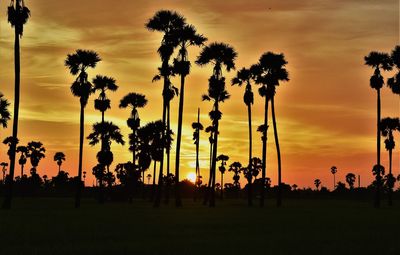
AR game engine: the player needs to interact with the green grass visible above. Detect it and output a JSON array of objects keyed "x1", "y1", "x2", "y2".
[{"x1": 0, "y1": 198, "x2": 399, "y2": 255}]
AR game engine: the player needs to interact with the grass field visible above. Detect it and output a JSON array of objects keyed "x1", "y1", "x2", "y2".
[{"x1": 0, "y1": 198, "x2": 399, "y2": 255}]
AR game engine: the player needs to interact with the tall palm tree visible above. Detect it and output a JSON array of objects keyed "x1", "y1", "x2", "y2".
[
  {"x1": 93, "y1": 75, "x2": 118, "y2": 123},
  {"x1": 216, "y1": 154, "x2": 229, "y2": 199},
  {"x1": 364, "y1": 51, "x2": 393, "y2": 208},
  {"x1": 330, "y1": 166, "x2": 337, "y2": 190},
  {"x1": 2, "y1": 0, "x2": 30, "y2": 210},
  {"x1": 27, "y1": 141, "x2": 45, "y2": 175},
  {"x1": 146, "y1": 10, "x2": 185, "y2": 207},
  {"x1": 254, "y1": 52, "x2": 289, "y2": 207},
  {"x1": 172, "y1": 24, "x2": 207, "y2": 207},
  {"x1": 196, "y1": 42, "x2": 237, "y2": 207},
  {"x1": 119, "y1": 93, "x2": 147, "y2": 181},
  {"x1": 232, "y1": 68, "x2": 255, "y2": 191},
  {"x1": 65, "y1": 49, "x2": 101, "y2": 208},
  {"x1": 87, "y1": 121, "x2": 125, "y2": 202},
  {"x1": 16, "y1": 145, "x2": 27, "y2": 177},
  {"x1": 53, "y1": 152, "x2": 66, "y2": 174},
  {"x1": 192, "y1": 108, "x2": 203, "y2": 189},
  {"x1": 314, "y1": 179, "x2": 321, "y2": 191},
  {"x1": 380, "y1": 117, "x2": 400, "y2": 205},
  {"x1": 345, "y1": 173, "x2": 356, "y2": 189}
]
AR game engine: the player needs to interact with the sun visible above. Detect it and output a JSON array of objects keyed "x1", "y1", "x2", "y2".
[{"x1": 186, "y1": 172, "x2": 196, "y2": 183}]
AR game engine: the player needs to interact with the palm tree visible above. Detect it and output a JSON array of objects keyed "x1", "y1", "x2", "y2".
[
  {"x1": 256, "y1": 122, "x2": 268, "y2": 206},
  {"x1": 119, "y1": 93, "x2": 147, "y2": 181},
  {"x1": 244, "y1": 157, "x2": 262, "y2": 206},
  {"x1": 380, "y1": 117, "x2": 400, "y2": 205},
  {"x1": 216, "y1": 154, "x2": 229, "y2": 199},
  {"x1": 253, "y1": 52, "x2": 289, "y2": 207},
  {"x1": 228, "y1": 162, "x2": 242, "y2": 192},
  {"x1": 314, "y1": 179, "x2": 321, "y2": 191},
  {"x1": 65, "y1": 49, "x2": 101, "y2": 208},
  {"x1": 87, "y1": 121, "x2": 125, "y2": 202},
  {"x1": 345, "y1": 173, "x2": 356, "y2": 189},
  {"x1": 27, "y1": 141, "x2": 46, "y2": 175},
  {"x1": 330, "y1": 166, "x2": 337, "y2": 190},
  {"x1": 364, "y1": 51, "x2": 393, "y2": 208},
  {"x1": 16, "y1": 145, "x2": 27, "y2": 177},
  {"x1": 232, "y1": 68, "x2": 255, "y2": 193},
  {"x1": 192, "y1": 108, "x2": 203, "y2": 190},
  {"x1": 53, "y1": 152, "x2": 66, "y2": 174},
  {"x1": 2, "y1": 0, "x2": 30, "y2": 210},
  {"x1": 196, "y1": 42, "x2": 237, "y2": 207},
  {"x1": 172, "y1": 24, "x2": 207, "y2": 207}
]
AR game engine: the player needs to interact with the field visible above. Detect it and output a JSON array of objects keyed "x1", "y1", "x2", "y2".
[{"x1": 0, "y1": 198, "x2": 399, "y2": 255}]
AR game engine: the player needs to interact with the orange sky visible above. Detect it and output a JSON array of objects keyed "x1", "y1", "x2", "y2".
[{"x1": 0, "y1": 0, "x2": 399, "y2": 189}]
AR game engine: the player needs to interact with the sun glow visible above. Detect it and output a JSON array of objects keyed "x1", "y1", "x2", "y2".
[{"x1": 187, "y1": 172, "x2": 197, "y2": 183}]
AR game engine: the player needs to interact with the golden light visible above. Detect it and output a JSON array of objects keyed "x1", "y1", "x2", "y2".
[{"x1": 186, "y1": 172, "x2": 197, "y2": 183}]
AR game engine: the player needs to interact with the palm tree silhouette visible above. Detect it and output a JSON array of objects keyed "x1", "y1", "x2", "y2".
[
  {"x1": 196, "y1": 42, "x2": 237, "y2": 207},
  {"x1": 380, "y1": 117, "x2": 400, "y2": 205},
  {"x1": 256, "y1": 122, "x2": 268, "y2": 206},
  {"x1": 53, "y1": 152, "x2": 66, "y2": 174},
  {"x1": 330, "y1": 166, "x2": 337, "y2": 190},
  {"x1": 2, "y1": 0, "x2": 30, "y2": 209},
  {"x1": 16, "y1": 145, "x2": 27, "y2": 177},
  {"x1": 244, "y1": 157, "x2": 262, "y2": 206},
  {"x1": 172, "y1": 23, "x2": 207, "y2": 207},
  {"x1": 65, "y1": 49, "x2": 101, "y2": 208},
  {"x1": 119, "y1": 93, "x2": 147, "y2": 182},
  {"x1": 364, "y1": 51, "x2": 393, "y2": 208},
  {"x1": 345, "y1": 173, "x2": 356, "y2": 189},
  {"x1": 229, "y1": 162, "x2": 242, "y2": 192},
  {"x1": 27, "y1": 141, "x2": 46, "y2": 175},
  {"x1": 146, "y1": 10, "x2": 185, "y2": 208},
  {"x1": 232, "y1": 67, "x2": 255, "y2": 200},
  {"x1": 88, "y1": 121, "x2": 125, "y2": 202},
  {"x1": 314, "y1": 179, "x2": 321, "y2": 191},
  {"x1": 192, "y1": 108, "x2": 203, "y2": 189},
  {"x1": 254, "y1": 52, "x2": 289, "y2": 207},
  {"x1": 216, "y1": 154, "x2": 229, "y2": 199},
  {"x1": 388, "y1": 46, "x2": 400, "y2": 97}
]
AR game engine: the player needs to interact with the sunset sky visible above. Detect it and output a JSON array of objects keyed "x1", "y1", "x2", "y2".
[{"x1": 0, "y1": 0, "x2": 398, "y2": 188}]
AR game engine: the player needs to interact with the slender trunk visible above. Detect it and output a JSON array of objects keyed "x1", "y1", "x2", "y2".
[
  {"x1": 333, "y1": 174, "x2": 336, "y2": 190},
  {"x1": 203, "y1": 140, "x2": 213, "y2": 205},
  {"x1": 220, "y1": 172, "x2": 224, "y2": 200},
  {"x1": 2, "y1": 16, "x2": 20, "y2": 210},
  {"x1": 195, "y1": 109, "x2": 200, "y2": 202},
  {"x1": 388, "y1": 148, "x2": 393, "y2": 206},
  {"x1": 164, "y1": 103, "x2": 171, "y2": 204},
  {"x1": 210, "y1": 102, "x2": 219, "y2": 207},
  {"x1": 75, "y1": 103, "x2": 84, "y2": 208},
  {"x1": 154, "y1": 79, "x2": 168, "y2": 207},
  {"x1": 375, "y1": 88, "x2": 381, "y2": 208},
  {"x1": 21, "y1": 164, "x2": 24, "y2": 178},
  {"x1": 58, "y1": 164, "x2": 61, "y2": 174},
  {"x1": 151, "y1": 160, "x2": 156, "y2": 202},
  {"x1": 271, "y1": 96, "x2": 282, "y2": 207},
  {"x1": 175, "y1": 73, "x2": 185, "y2": 207},
  {"x1": 247, "y1": 102, "x2": 253, "y2": 207},
  {"x1": 260, "y1": 97, "x2": 268, "y2": 207}
]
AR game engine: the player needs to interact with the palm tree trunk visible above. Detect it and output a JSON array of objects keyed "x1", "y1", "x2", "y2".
[
  {"x1": 75, "y1": 103, "x2": 84, "y2": 208},
  {"x1": 175, "y1": 74, "x2": 185, "y2": 207},
  {"x1": 247, "y1": 103, "x2": 253, "y2": 207},
  {"x1": 220, "y1": 172, "x2": 224, "y2": 200},
  {"x1": 203, "y1": 140, "x2": 213, "y2": 205},
  {"x1": 2, "y1": 14, "x2": 21, "y2": 210},
  {"x1": 260, "y1": 97, "x2": 269, "y2": 207},
  {"x1": 271, "y1": 96, "x2": 282, "y2": 207},
  {"x1": 388, "y1": 148, "x2": 393, "y2": 206},
  {"x1": 154, "y1": 82, "x2": 168, "y2": 208},
  {"x1": 151, "y1": 160, "x2": 156, "y2": 201},
  {"x1": 333, "y1": 174, "x2": 336, "y2": 190},
  {"x1": 210, "y1": 103, "x2": 219, "y2": 207},
  {"x1": 21, "y1": 164, "x2": 24, "y2": 178},
  {"x1": 58, "y1": 164, "x2": 61, "y2": 174},
  {"x1": 164, "y1": 103, "x2": 171, "y2": 205},
  {"x1": 375, "y1": 88, "x2": 381, "y2": 208}
]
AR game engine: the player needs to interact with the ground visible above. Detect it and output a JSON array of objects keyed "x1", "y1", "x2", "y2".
[{"x1": 0, "y1": 198, "x2": 399, "y2": 255}]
